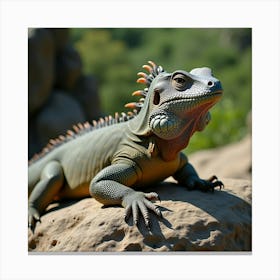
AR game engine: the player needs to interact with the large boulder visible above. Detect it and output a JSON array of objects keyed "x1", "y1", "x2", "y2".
[
  {"x1": 55, "y1": 45, "x2": 83, "y2": 91},
  {"x1": 28, "y1": 178, "x2": 251, "y2": 252},
  {"x1": 28, "y1": 118, "x2": 41, "y2": 159},
  {"x1": 35, "y1": 90, "x2": 86, "y2": 146},
  {"x1": 73, "y1": 75, "x2": 102, "y2": 120},
  {"x1": 28, "y1": 28, "x2": 101, "y2": 159},
  {"x1": 28, "y1": 28, "x2": 55, "y2": 115},
  {"x1": 48, "y1": 28, "x2": 70, "y2": 51}
]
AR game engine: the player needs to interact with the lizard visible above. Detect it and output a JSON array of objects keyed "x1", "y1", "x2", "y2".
[{"x1": 28, "y1": 60, "x2": 224, "y2": 232}]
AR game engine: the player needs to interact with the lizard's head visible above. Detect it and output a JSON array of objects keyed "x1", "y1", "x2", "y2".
[
  {"x1": 147, "y1": 66, "x2": 223, "y2": 140},
  {"x1": 127, "y1": 61, "x2": 223, "y2": 144}
]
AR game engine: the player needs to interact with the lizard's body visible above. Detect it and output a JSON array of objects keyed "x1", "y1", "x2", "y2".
[
  {"x1": 28, "y1": 61, "x2": 223, "y2": 231},
  {"x1": 29, "y1": 122, "x2": 184, "y2": 199}
]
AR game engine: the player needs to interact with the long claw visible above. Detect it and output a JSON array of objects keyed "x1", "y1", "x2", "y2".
[
  {"x1": 132, "y1": 202, "x2": 139, "y2": 225},
  {"x1": 211, "y1": 180, "x2": 224, "y2": 190},
  {"x1": 143, "y1": 200, "x2": 162, "y2": 219},
  {"x1": 208, "y1": 175, "x2": 218, "y2": 182},
  {"x1": 206, "y1": 175, "x2": 224, "y2": 191},
  {"x1": 124, "y1": 204, "x2": 132, "y2": 223},
  {"x1": 28, "y1": 207, "x2": 41, "y2": 233},
  {"x1": 155, "y1": 206, "x2": 163, "y2": 218},
  {"x1": 28, "y1": 222, "x2": 33, "y2": 231},
  {"x1": 146, "y1": 221, "x2": 151, "y2": 231},
  {"x1": 28, "y1": 216, "x2": 40, "y2": 233}
]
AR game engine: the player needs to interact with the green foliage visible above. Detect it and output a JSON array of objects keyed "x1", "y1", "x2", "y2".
[{"x1": 70, "y1": 28, "x2": 251, "y2": 153}]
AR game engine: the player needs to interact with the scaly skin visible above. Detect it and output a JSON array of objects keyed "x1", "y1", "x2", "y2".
[{"x1": 28, "y1": 61, "x2": 224, "y2": 232}]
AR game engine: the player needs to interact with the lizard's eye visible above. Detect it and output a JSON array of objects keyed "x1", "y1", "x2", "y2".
[
  {"x1": 172, "y1": 73, "x2": 192, "y2": 91},
  {"x1": 174, "y1": 77, "x2": 185, "y2": 84}
]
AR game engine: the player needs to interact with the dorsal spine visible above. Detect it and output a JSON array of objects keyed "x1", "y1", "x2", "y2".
[
  {"x1": 29, "y1": 60, "x2": 164, "y2": 165},
  {"x1": 28, "y1": 110, "x2": 137, "y2": 165}
]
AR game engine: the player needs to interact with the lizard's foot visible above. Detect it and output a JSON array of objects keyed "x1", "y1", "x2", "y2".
[
  {"x1": 28, "y1": 206, "x2": 41, "y2": 233},
  {"x1": 186, "y1": 175, "x2": 224, "y2": 193},
  {"x1": 123, "y1": 191, "x2": 162, "y2": 230}
]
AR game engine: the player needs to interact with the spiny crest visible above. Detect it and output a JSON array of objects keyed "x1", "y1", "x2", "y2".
[
  {"x1": 28, "y1": 110, "x2": 138, "y2": 165},
  {"x1": 125, "y1": 60, "x2": 165, "y2": 111}
]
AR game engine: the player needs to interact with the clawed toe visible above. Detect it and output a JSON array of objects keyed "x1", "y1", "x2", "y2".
[
  {"x1": 208, "y1": 176, "x2": 224, "y2": 191},
  {"x1": 144, "y1": 192, "x2": 161, "y2": 202},
  {"x1": 185, "y1": 175, "x2": 224, "y2": 193},
  {"x1": 212, "y1": 180, "x2": 224, "y2": 190},
  {"x1": 123, "y1": 191, "x2": 163, "y2": 231},
  {"x1": 28, "y1": 216, "x2": 41, "y2": 233},
  {"x1": 28, "y1": 207, "x2": 41, "y2": 233}
]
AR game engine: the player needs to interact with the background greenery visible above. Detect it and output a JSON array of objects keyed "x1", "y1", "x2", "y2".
[{"x1": 70, "y1": 28, "x2": 251, "y2": 154}]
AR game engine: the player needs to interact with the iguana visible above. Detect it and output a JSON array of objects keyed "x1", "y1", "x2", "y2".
[{"x1": 28, "y1": 61, "x2": 224, "y2": 232}]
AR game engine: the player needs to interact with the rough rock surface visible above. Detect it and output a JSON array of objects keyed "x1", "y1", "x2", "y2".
[
  {"x1": 189, "y1": 135, "x2": 251, "y2": 180},
  {"x1": 28, "y1": 178, "x2": 251, "y2": 252}
]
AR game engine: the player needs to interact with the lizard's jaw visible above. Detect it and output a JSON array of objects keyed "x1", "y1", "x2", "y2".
[
  {"x1": 161, "y1": 90, "x2": 222, "y2": 103},
  {"x1": 159, "y1": 90, "x2": 223, "y2": 115},
  {"x1": 149, "y1": 91, "x2": 222, "y2": 140}
]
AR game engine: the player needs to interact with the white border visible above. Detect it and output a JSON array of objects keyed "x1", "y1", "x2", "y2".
[{"x1": 0, "y1": 0, "x2": 279, "y2": 279}]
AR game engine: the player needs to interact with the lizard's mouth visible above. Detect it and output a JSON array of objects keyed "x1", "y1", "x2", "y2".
[{"x1": 159, "y1": 90, "x2": 223, "y2": 107}]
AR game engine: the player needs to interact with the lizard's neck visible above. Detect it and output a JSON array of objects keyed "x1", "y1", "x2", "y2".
[
  {"x1": 154, "y1": 104, "x2": 213, "y2": 161},
  {"x1": 155, "y1": 120, "x2": 197, "y2": 161}
]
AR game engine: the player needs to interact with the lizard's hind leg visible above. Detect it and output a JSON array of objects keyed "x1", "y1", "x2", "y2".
[{"x1": 28, "y1": 160, "x2": 64, "y2": 232}]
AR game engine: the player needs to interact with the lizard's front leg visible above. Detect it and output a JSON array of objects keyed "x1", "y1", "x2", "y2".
[
  {"x1": 28, "y1": 161, "x2": 64, "y2": 232},
  {"x1": 89, "y1": 163, "x2": 162, "y2": 229},
  {"x1": 174, "y1": 159, "x2": 224, "y2": 192}
]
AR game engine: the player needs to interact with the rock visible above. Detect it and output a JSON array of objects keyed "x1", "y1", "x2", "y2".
[
  {"x1": 28, "y1": 118, "x2": 41, "y2": 159},
  {"x1": 35, "y1": 91, "x2": 86, "y2": 146},
  {"x1": 55, "y1": 44, "x2": 82, "y2": 91},
  {"x1": 28, "y1": 28, "x2": 55, "y2": 115},
  {"x1": 28, "y1": 178, "x2": 251, "y2": 252},
  {"x1": 73, "y1": 75, "x2": 102, "y2": 120},
  {"x1": 48, "y1": 28, "x2": 70, "y2": 51},
  {"x1": 28, "y1": 28, "x2": 102, "y2": 159},
  {"x1": 189, "y1": 135, "x2": 251, "y2": 180}
]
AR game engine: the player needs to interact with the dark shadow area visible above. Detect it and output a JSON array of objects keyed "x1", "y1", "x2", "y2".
[
  {"x1": 146, "y1": 181, "x2": 251, "y2": 223},
  {"x1": 44, "y1": 198, "x2": 84, "y2": 215}
]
